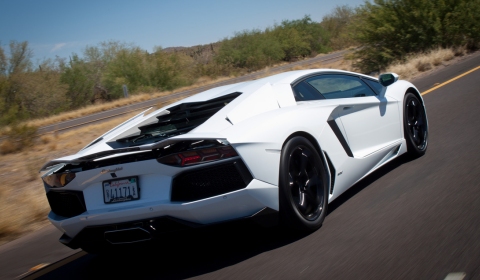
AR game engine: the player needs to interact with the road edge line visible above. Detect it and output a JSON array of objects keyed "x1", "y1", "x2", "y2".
[
  {"x1": 422, "y1": 65, "x2": 480, "y2": 95},
  {"x1": 20, "y1": 251, "x2": 87, "y2": 279}
]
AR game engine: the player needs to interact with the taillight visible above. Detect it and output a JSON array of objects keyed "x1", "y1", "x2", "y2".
[
  {"x1": 158, "y1": 145, "x2": 238, "y2": 167},
  {"x1": 42, "y1": 172, "x2": 76, "y2": 188}
]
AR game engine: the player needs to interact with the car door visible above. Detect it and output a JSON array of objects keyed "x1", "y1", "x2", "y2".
[{"x1": 303, "y1": 74, "x2": 402, "y2": 158}]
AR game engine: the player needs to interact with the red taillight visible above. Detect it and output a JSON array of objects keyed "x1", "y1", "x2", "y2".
[
  {"x1": 158, "y1": 145, "x2": 238, "y2": 167},
  {"x1": 179, "y1": 153, "x2": 202, "y2": 165}
]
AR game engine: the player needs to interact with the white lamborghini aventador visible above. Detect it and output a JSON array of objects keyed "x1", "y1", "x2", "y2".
[{"x1": 40, "y1": 69, "x2": 428, "y2": 252}]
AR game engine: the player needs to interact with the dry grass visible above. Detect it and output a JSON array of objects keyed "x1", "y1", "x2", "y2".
[
  {"x1": 304, "y1": 57, "x2": 354, "y2": 72},
  {"x1": 386, "y1": 47, "x2": 458, "y2": 80},
  {"x1": 0, "y1": 89, "x2": 191, "y2": 245},
  {"x1": 0, "y1": 139, "x2": 17, "y2": 155},
  {"x1": 0, "y1": 125, "x2": 37, "y2": 155},
  {"x1": 0, "y1": 92, "x2": 189, "y2": 245},
  {"x1": 27, "y1": 91, "x2": 170, "y2": 128},
  {"x1": 0, "y1": 186, "x2": 49, "y2": 242},
  {"x1": 239, "y1": 54, "x2": 355, "y2": 81},
  {"x1": 0, "y1": 113, "x2": 136, "y2": 245}
]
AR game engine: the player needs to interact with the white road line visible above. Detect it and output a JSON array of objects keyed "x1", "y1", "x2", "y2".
[
  {"x1": 444, "y1": 272, "x2": 466, "y2": 280},
  {"x1": 300, "y1": 266, "x2": 309, "y2": 274}
]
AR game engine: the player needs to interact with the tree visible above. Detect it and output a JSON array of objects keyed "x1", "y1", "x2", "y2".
[
  {"x1": 1, "y1": 41, "x2": 33, "y2": 107},
  {"x1": 215, "y1": 29, "x2": 284, "y2": 70},
  {"x1": 0, "y1": 41, "x2": 33, "y2": 124},
  {"x1": 60, "y1": 41, "x2": 135, "y2": 106},
  {"x1": 214, "y1": 16, "x2": 330, "y2": 72},
  {"x1": 7, "y1": 41, "x2": 32, "y2": 74},
  {"x1": 17, "y1": 59, "x2": 68, "y2": 117},
  {"x1": 273, "y1": 16, "x2": 330, "y2": 60},
  {"x1": 321, "y1": 5, "x2": 358, "y2": 50},
  {"x1": 0, "y1": 45, "x2": 7, "y2": 76}
]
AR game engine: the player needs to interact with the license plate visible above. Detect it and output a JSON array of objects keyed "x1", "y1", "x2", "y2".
[{"x1": 103, "y1": 177, "x2": 140, "y2": 204}]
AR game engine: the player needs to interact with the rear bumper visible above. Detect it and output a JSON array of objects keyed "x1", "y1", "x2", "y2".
[
  {"x1": 59, "y1": 207, "x2": 278, "y2": 250},
  {"x1": 49, "y1": 178, "x2": 279, "y2": 240}
]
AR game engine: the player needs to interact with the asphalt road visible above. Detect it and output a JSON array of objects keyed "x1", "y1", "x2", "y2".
[{"x1": 0, "y1": 51, "x2": 479, "y2": 279}]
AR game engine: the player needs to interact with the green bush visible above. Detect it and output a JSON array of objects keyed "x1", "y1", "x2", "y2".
[
  {"x1": 352, "y1": 0, "x2": 480, "y2": 73},
  {"x1": 273, "y1": 16, "x2": 331, "y2": 60},
  {"x1": 215, "y1": 29, "x2": 285, "y2": 70},
  {"x1": 321, "y1": 5, "x2": 358, "y2": 50},
  {"x1": 102, "y1": 47, "x2": 196, "y2": 97},
  {"x1": 215, "y1": 16, "x2": 330, "y2": 72}
]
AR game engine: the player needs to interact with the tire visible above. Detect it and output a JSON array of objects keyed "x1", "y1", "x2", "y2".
[
  {"x1": 279, "y1": 136, "x2": 329, "y2": 231},
  {"x1": 403, "y1": 92, "x2": 428, "y2": 158}
]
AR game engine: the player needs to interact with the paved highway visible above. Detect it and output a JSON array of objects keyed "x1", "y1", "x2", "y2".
[{"x1": 0, "y1": 51, "x2": 479, "y2": 279}]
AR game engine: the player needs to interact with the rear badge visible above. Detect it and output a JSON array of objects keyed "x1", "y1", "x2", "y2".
[{"x1": 101, "y1": 167, "x2": 123, "y2": 174}]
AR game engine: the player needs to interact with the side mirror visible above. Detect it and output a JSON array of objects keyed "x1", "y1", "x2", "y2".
[{"x1": 379, "y1": 73, "x2": 399, "y2": 87}]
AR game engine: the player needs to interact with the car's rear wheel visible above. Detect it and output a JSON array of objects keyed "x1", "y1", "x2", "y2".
[
  {"x1": 279, "y1": 136, "x2": 329, "y2": 231},
  {"x1": 404, "y1": 92, "x2": 428, "y2": 158}
]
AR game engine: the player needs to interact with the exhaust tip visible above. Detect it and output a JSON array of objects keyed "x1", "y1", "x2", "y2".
[{"x1": 104, "y1": 227, "x2": 151, "y2": 244}]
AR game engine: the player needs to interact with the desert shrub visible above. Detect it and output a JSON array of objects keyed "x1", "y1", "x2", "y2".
[
  {"x1": 215, "y1": 29, "x2": 285, "y2": 70},
  {"x1": 386, "y1": 47, "x2": 456, "y2": 79},
  {"x1": 321, "y1": 5, "x2": 358, "y2": 50},
  {"x1": 0, "y1": 185, "x2": 49, "y2": 240},
  {"x1": 60, "y1": 53, "x2": 99, "y2": 107},
  {"x1": 215, "y1": 16, "x2": 330, "y2": 72},
  {"x1": 105, "y1": 47, "x2": 196, "y2": 95},
  {"x1": 352, "y1": 0, "x2": 480, "y2": 73},
  {"x1": 0, "y1": 124, "x2": 37, "y2": 154},
  {"x1": 272, "y1": 16, "x2": 331, "y2": 60}
]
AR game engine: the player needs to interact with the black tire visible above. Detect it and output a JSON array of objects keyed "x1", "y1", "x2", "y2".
[
  {"x1": 403, "y1": 92, "x2": 428, "y2": 158},
  {"x1": 279, "y1": 136, "x2": 329, "y2": 231}
]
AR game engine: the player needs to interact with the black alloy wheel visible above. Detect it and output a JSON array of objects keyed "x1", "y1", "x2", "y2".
[
  {"x1": 279, "y1": 136, "x2": 328, "y2": 231},
  {"x1": 404, "y1": 92, "x2": 428, "y2": 158}
]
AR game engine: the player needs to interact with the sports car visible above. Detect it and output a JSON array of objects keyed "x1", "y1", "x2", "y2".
[{"x1": 40, "y1": 69, "x2": 428, "y2": 253}]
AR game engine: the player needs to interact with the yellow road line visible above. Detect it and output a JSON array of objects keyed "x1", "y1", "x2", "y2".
[
  {"x1": 422, "y1": 65, "x2": 480, "y2": 95},
  {"x1": 21, "y1": 251, "x2": 87, "y2": 279}
]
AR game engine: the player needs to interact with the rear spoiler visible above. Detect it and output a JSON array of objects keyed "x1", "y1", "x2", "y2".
[{"x1": 39, "y1": 136, "x2": 227, "y2": 171}]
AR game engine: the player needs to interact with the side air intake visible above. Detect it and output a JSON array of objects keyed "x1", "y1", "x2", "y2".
[{"x1": 116, "y1": 92, "x2": 241, "y2": 146}]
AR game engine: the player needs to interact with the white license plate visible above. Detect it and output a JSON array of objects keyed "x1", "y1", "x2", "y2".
[{"x1": 103, "y1": 177, "x2": 140, "y2": 204}]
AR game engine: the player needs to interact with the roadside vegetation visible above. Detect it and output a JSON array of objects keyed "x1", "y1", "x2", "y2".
[
  {"x1": 0, "y1": 0, "x2": 479, "y2": 244},
  {"x1": 351, "y1": 0, "x2": 480, "y2": 73},
  {"x1": 0, "y1": 114, "x2": 135, "y2": 245},
  {"x1": 1, "y1": 0, "x2": 478, "y2": 128}
]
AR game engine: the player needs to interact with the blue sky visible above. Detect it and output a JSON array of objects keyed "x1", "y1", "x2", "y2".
[{"x1": 0, "y1": 0, "x2": 366, "y2": 63}]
